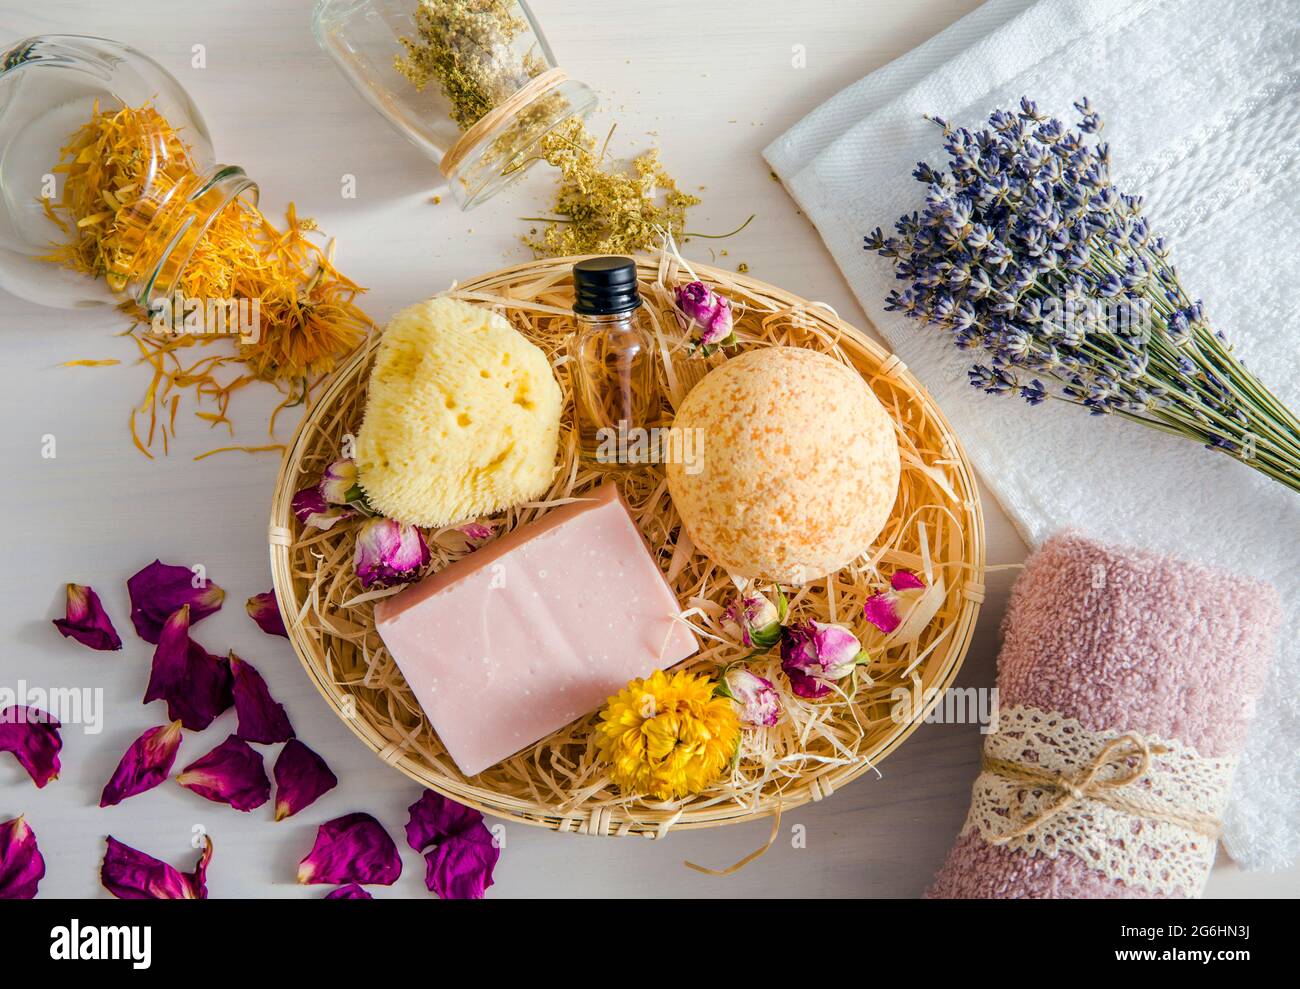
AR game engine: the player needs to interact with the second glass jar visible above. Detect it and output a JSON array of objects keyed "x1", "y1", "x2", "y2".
[{"x1": 313, "y1": 0, "x2": 596, "y2": 209}]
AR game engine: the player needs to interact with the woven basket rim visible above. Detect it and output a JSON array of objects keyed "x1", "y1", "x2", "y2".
[{"x1": 268, "y1": 255, "x2": 985, "y2": 836}]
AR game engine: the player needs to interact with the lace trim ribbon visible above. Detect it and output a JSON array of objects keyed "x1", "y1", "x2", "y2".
[{"x1": 961, "y1": 705, "x2": 1236, "y2": 897}]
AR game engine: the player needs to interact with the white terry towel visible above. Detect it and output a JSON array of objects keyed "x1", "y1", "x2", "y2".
[{"x1": 765, "y1": 0, "x2": 1300, "y2": 870}]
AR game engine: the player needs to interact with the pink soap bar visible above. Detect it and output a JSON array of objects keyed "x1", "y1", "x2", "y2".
[{"x1": 374, "y1": 482, "x2": 697, "y2": 777}]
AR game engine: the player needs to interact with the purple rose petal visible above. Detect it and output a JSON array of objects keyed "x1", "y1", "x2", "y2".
[
  {"x1": 891, "y1": 570, "x2": 925, "y2": 591},
  {"x1": 292, "y1": 486, "x2": 353, "y2": 531},
  {"x1": 142, "y1": 606, "x2": 234, "y2": 731},
  {"x1": 100, "y1": 721, "x2": 184, "y2": 807},
  {"x1": 230, "y1": 653, "x2": 295, "y2": 744},
  {"x1": 324, "y1": 883, "x2": 373, "y2": 900},
  {"x1": 404, "y1": 789, "x2": 481, "y2": 852},
  {"x1": 273, "y1": 738, "x2": 338, "y2": 821},
  {"x1": 424, "y1": 827, "x2": 499, "y2": 900},
  {"x1": 862, "y1": 592, "x2": 903, "y2": 634},
  {"x1": 0, "y1": 706, "x2": 62, "y2": 788},
  {"x1": 101, "y1": 835, "x2": 211, "y2": 900},
  {"x1": 177, "y1": 735, "x2": 270, "y2": 812},
  {"x1": 52, "y1": 583, "x2": 122, "y2": 651},
  {"x1": 246, "y1": 590, "x2": 288, "y2": 638},
  {"x1": 0, "y1": 816, "x2": 45, "y2": 899},
  {"x1": 405, "y1": 790, "x2": 499, "y2": 900},
  {"x1": 297, "y1": 813, "x2": 402, "y2": 886},
  {"x1": 126, "y1": 560, "x2": 225, "y2": 645},
  {"x1": 863, "y1": 571, "x2": 928, "y2": 635}
]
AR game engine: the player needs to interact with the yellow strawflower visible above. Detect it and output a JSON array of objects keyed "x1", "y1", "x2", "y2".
[{"x1": 595, "y1": 669, "x2": 740, "y2": 800}]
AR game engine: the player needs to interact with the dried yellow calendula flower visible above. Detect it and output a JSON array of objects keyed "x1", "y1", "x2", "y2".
[
  {"x1": 43, "y1": 102, "x2": 372, "y2": 457},
  {"x1": 594, "y1": 669, "x2": 739, "y2": 800}
]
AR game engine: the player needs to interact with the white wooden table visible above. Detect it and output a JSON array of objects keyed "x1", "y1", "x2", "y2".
[{"x1": 1, "y1": 0, "x2": 1294, "y2": 898}]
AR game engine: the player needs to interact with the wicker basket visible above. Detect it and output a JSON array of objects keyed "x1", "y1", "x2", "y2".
[{"x1": 269, "y1": 255, "x2": 985, "y2": 837}]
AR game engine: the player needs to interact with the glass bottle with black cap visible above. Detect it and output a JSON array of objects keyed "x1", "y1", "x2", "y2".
[{"x1": 570, "y1": 257, "x2": 660, "y2": 462}]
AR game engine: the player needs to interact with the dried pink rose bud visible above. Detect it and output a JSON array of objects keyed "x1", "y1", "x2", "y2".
[
  {"x1": 0, "y1": 816, "x2": 45, "y2": 899},
  {"x1": 324, "y1": 883, "x2": 373, "y2": 899},
  {"x1": 674, "y1": 280, "x2": 736, "y2": 348},
  {"x1": 126, "y1": 560, "x2": 225, "y2": 645},
  {"x1": 298, "y1": 813, "x2": 402, "y2": 886},
  {"x1": 177, "y1": 735, "x2": 270, "y2": 812},
  {"x1": 230, "y1": 653, "x2": 295, "y2": 744},
  {"x1": 292, "y1": 486, "x2": 353, "y2": 531},
  {"x1": 100, "y1": 721, "x2": 184, "y2": 807},
  {"x1": 406, "y1": 790, "x2": 499, "y2": 900},
  {"x1": 354, "y1": 517, "x2": 429, "y2": 589},
  {"x1": 721, "y1": 591, "x2": 782, "y2": 648},
  {"x1": 52, "y1": 583, "x2": 122, "y2": 651},
  {"x1": 698, "y1": 302, "x2": 734, "y2": 346},
  {"x1": 320, "y1": 458, "x2": 362, "y2": 505},
  {"x1": 142, "y1": 606, "x2": 234, "y2": 731},
  {"x1": 0, "y1": 706, "x2": 62, "y2": 788},
  {"x1": 101, "y1": 835, "x2": 211, "y2": 899},
  {"x1": 779, "y1": 620, "x2": 866, "y2": 698},
  {"x1": 723, "y1": 668, "x2": 782, "y2": 727},
  {"x1": 674, "y1": 281, "x2": 715, "y2": 322},
  {"x1": 273, "y1": 739, "x2": 338, "y2": 821},
  {"x1": 246, "y1": 590, "x2": 288, "y2": 638}
]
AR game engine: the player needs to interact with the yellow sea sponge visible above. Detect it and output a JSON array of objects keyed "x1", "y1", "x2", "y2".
[
  {"x1": 356, "y1": 297, "x2": 562, "y2": 527},
  {"x1": 666, "y1": 347, "x2": 900, "y2": 584}
]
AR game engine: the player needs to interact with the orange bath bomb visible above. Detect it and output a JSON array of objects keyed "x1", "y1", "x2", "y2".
[{"x1": 665, "y1": 347, "x2": 900, "y2": 583}]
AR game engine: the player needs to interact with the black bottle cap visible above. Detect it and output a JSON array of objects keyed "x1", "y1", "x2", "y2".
[{"x1": 572, "y1": 256, "x2": 642, "y2": 315}]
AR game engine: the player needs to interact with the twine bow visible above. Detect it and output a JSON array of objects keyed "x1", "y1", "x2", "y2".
[{"x1": 982, "y1": 732, "x2": 1221, "y2": 844}]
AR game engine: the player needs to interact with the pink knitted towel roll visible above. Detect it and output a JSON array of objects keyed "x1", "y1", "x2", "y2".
[{"x1": 927, "y1": 531, "x2": 1279, "y2": 899}]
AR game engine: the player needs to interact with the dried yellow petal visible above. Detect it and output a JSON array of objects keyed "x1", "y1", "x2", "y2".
[{"x1": 41, "y1": 102, "x2": 374, "y2": 458}]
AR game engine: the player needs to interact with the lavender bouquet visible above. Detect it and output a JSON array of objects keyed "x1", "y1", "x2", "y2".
[{"x1": 866, "y1": 98, "x2": 1300, "y2": 494}]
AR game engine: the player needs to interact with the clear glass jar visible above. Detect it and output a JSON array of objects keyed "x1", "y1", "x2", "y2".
[
  {"x1": 0, "y1": 35, "x2": 257, "y2": 310},
  {"x1": 313, "y1": 0, "x2": 595, "y2": 209}
]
